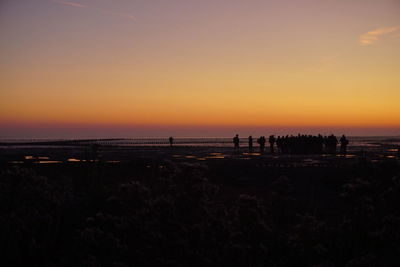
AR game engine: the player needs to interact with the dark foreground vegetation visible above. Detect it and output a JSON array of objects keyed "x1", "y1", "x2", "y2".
[{"x1": 1, "y1": 159, "x2": 400, "y2": 267}]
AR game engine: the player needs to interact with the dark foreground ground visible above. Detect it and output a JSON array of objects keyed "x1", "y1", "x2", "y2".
[{"x1": 1, "y1": 145, "x2": 400, "y2": 266}]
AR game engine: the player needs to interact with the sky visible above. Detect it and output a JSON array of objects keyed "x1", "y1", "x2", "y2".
[{"x1": 1, "y1": 0, "x2": 400, "y2": 138}]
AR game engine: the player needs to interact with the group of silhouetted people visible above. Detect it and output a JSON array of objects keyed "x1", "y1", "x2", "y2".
[
  {"x1": 168, "y1": 134, "x2": 349, "y2": 154},
  {"x1": 235, "y1": 134, "x2": 349, "y2": 155}
]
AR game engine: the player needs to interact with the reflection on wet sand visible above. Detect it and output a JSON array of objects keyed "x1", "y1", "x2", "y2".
[
  {"x1": 303, "y1": 159, "x2": 321, "y2": 164},
  {"x1": 68, "y1": 158, "x2": 83, "y2": 162},
  {"x1": 25, "y1": 155, "x2": 50, "y2": 160},
  {"x1": 205, "y1": 156, "x2": 225, "y2": 159},
  {"x1": 9, "y1": 161, "x2": 24, "y2": 164},
  {"x1": 34, "y1": 161, "x2": 62, "y2": 164},
  {"x1": 242, "y1": 152, "x2": 261, "y2": 156}
]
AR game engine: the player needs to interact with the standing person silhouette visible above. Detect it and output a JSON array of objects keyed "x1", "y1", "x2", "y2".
[
  {"x1": 333, "y1": 134, "x2": 339, "y2": 154},
  {"x1": 276, "y1": 136, "x2": 282, "y2": 153},
  {"x1": 328, "y1": 134, "x2": 338, "y2": 154},
  {"x1": 169, "y1": 136, "x2": 174, "y2": 147},
  {"x1": 248, "y1": 135, "x2": 253, "y2": 152},
  {"x1": 269, "y1": 135, "x2": 276, "y2": 154},
  {"x1": 233, "y1": 134, "x2": 240, "y2": 149},
  {"x1": 258, "y1": 136, "x2": 266, "y2": 153},
  {"x1": 339, "y1": 135, "x2": 349, "y2": 154}
]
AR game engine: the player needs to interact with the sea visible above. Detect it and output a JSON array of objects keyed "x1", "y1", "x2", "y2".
[{"x1": 1, "y1": 136, "x2": 400, "y2": 148}]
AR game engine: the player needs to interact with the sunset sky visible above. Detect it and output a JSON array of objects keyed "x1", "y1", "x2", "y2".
[{"x1": 1, "y1": 0, "x2": 400, "y2": 138}]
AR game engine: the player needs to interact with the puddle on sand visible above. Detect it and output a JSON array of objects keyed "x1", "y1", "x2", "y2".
[
  {"x1": 8, "y1": 161, "x2": 24, "y2": 164},
  {"x1": 68, "y1": 158, "x2": 83, "y2": 162},
  {"x1": 242, "y1": 152, "x2": 261, "y2": 156},
  {"x1": 68, "y1": 159, "x2": 120, "y2": 163},
  {"x1": 336, "y1": 154, "x2": 356, "y2": 158},
  {"x1": 34, "y1": 161, "x2": 62, "y2": 164},
  {"x1": 303, "y1": 159, "x2": 321, "y2": 164},
  {"x1": 387, "y1": 149, "x2": 398, "y2": 152},
  {"x1": 210, "y1": 153, "x2": 223, "y2": 155},
  {"x1": 25, "y1": 155, "x2": 50, "y2": 160},
  {"x1": 185, "y1": 156, "x2": 196, "y2": 159},
  {"x1": 196, "y1": 157, "x2": 207, "y2": 161},
  {"x1": 386, "y1": 156, "x2": 396, "y2": 159},
  {"x1": 67, "y1": 159, "x2": 106, "y2": 163},
  {"x1": 206, "y1": 156, "x2": 225, "y2": 159}
]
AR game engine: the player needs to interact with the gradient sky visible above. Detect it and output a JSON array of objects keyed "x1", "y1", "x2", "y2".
[{"x1": 1, "y1": 0, "x2": 400, "y2": 138}]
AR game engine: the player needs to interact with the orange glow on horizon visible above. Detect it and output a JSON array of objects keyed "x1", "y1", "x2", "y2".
[{"x1": 0, "y1": 0, "x2": 399, "y2": 135}]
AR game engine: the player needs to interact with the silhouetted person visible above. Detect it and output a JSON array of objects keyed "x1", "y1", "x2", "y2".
[
  {"x1": 169, "y1": 136, "x2": 174, "y2": 147},
  {"x1": 317, "y1": 134, "x2": 324, "y2": 154},
  {"x1": 233, "y1": 134, "x2": 240, "y2": 149},
  {"x1": 323, "y1": 135, "x2": 328, "y2": 153},
  {"x1": 248, "y1": 135, "x2": 253, "y2": 151},
  {"x1": 276, "y1": 136, "x2": 282, "y2": 153},
  {"x1": 269, "y1": 135, "x2": 276, "y2": 153},
  {"x1": 257, "y1": 136, "x2": 266, "y2": 152},
  {"x1": 327, "y1": 134, "x2": 338, "y2": 154},
  {"x1": 90, "y1": 143, "x2": 101, "y2": 162},
  {"x1": 340, "y1": 134, "x2": 349, "y2": 154}
]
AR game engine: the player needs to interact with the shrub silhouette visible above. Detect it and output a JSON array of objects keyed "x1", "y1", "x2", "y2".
[{"x1": 0, "y1": 160, "x2": 399, "y2": 266}]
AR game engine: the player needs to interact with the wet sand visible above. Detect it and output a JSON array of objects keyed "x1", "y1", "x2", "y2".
[{"x1": 0, "y1": 141, "x2": 398, "y2": 166}]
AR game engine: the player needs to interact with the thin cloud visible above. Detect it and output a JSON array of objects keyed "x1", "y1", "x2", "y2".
[
  {"x1": 114, "y1": 12, "x2": 136, "y2": 21},
  {"x1": 360, "y1": 26, "x2": 400, "y2": 45},
  {"x1": 51, "y1": 0, "x2": 136, "y2": 22},
  {"x1": 53, "y1": 0, "x2": 85, "y2": 8}
]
